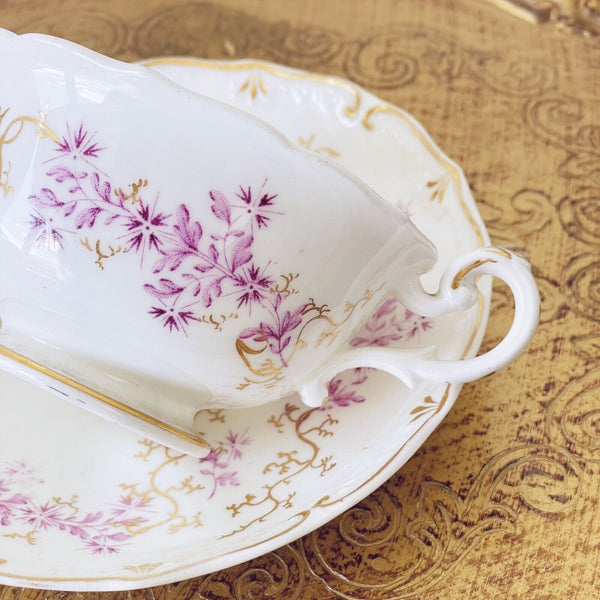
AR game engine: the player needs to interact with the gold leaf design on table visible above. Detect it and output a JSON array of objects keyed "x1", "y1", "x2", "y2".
[
  {"x1": 198, "y1": 545, "x2": 307, "y2": 600},
  {"x1": 268, "y1": 24, "x2": 344, "y2": 68},
  {"x1": 486, "y1": 0, "x2": 600, "y2": 35},
  {"x1": 422, "y1": 37, "x2": 557, "y2": 96},
  {"x1": 524, "y1": 94, "x2": 600, "y2": 189},
  {"x1": 535, "y1": 270, "x2": 569, "y2": 324},
  {"x1": 572, "y1": 332, "x2": 600, "y2": 360},
  {"x1": 303, "y1": 444, "x2": 581, "y2": 599},
  {"x1": 558, "y1": 195, "x2": 600, "y2": 245},
  {"x1": 546, "y1": 368, "x2": 600, "y2": 462},
  {"x1": 28, "y1": 9, "x2": 128, "y2": 56},
  {"x1": 561, "y1": 252, "x2": 600, "y2": 320},
  {"x1": 343, "y1": 30, "x2": 418, "y2": 89},
  {"x1": 135, "y1": 3, "x2": 343, "y2": 67},
  {"x1": 478, "y1": 188, "x2": 553, "y2": 251}
]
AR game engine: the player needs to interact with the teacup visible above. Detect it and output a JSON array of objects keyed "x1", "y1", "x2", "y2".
[{"x1": 0, "y1": 29, "x2": 539, "y2": 456}]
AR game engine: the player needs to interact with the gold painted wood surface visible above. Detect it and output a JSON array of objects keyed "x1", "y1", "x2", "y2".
[{"x1": 0, "y1": 0, "x2": 599, "y2": 597}]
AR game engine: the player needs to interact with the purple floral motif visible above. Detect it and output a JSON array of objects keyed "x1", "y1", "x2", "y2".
[
  {"x1": 0, "y1": 461, "x2": 148, "y2": 554},
  {"x1": 200, "y1": 430, "x2": 252, "y2": 499},
  {"x1": 54, "y1": 122, "x2": 104, "y2": 160},
  {"x1": 26, "y1": 121, "x2": 311, "y2": 380},
  {"x1": 350, "y1": 297, "x2": 432, "y2": 347},
  {"x1": 25, "y1": 122, "x2": 435, "y2": 394},
  {"x1": 232, "y1": 184, "x2": 281, "y2": 230},
  {"x1": 322, "y1": 373, "x2": 366, "y2": 409},
  {"x1": 239, "y1": 295, "x2": 306, "y2": 367},
  {"x1": 0, "y1": 429, "x2": 253, "y2": 554}
]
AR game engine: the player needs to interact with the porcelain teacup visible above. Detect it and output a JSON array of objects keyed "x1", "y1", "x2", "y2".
[{"x1": 0, "y1": 29, "x2": 539, "y2": 456}]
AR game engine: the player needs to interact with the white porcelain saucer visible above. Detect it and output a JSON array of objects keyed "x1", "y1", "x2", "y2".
[{"x1": 0, "y1": 60, "x2": 490, "y2": 591}]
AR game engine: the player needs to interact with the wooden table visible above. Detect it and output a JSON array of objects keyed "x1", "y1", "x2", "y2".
[{"x1": 1, "y1": 0, "x2": 599, "y2": 597}]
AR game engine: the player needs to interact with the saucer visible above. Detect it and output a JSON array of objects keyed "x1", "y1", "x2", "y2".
[{"x1": 0, "y1": 59, "x2": 490, "y2": 591}]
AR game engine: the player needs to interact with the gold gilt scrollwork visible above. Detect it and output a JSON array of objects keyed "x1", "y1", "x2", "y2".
[
  {"x1": 223, "y1": 402, "x2": 339, "y2": 538},
  {"x1": 236, "y1": 286, "x2": 381, "y2": 391},
  {"x1": 0, "y1": 108, "x2": 58, "y2": 199},
  {"x1": 301, "y1": 444, "x2": 581, "y2": 599}
]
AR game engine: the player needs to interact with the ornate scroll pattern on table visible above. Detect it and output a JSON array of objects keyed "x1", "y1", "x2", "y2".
[
  {"x1": 27, "y1": 9, "x2": 128, "y2": 56},
  {"x1": 342, "y1": 26, "x2": 557, "y2": 93},
  {"x1": 525, "y1": 94, "x2": 600, "y2": 190},
  {"x1": 343, "y1": 30, "x2": 418, "y2": 89},
  {"x1": 546, "y1": 368, "x2": 600, "y2": 463},
  {"x1": 524, "y1": 94, "x2": 600, "y2": 323},
  {"x1": 135, "y1": 5, "x2": 560, "y2": 95},
  {"x1": 422, "y1": 36, "x2": 557, "y2": 96},
  {"x1": 135, "y1": 2, "x2": 344, "y2": 67},
  {"x1": 2, "y1": 5, "x2": 597, "y2": 597},
  {"x1": 197, "y1": 545, "x2": 306, "y2": 600},
  {"x1": 476, "y1": 188, "x2": 553, "y2": 253},
  {"x1": 300, "y1": 443, "x2": 581, "y2": 599}
]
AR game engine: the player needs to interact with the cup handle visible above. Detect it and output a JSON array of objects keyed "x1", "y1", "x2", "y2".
[{"x1": 298, "y1": 247, "x2": 540, "y2": 407}]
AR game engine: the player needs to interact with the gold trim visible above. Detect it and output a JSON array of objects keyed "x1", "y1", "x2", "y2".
[
  {"x1": 0, "y1": 108, "x2": 59, "y2": 198},
  {"x1": 310, "y1": 287, "x2": 485, "y2": 510},
  {"x1": 451, "y1": 259, "x2": 498, "y2": 289},
  {"x1": 313, "y1": 384, "x2": 453, "y2": 510},
  {"x1": 141, "y1": 57, "x2": 362, "y2": 118},
  {"x1": 361, "y1": 105, "x2": 485, "y2": 246},
  {"x1": 0, "y1": 344, "x2": 209, "y2": 450},
  {"x1": 0, "y1": 59, "x2": 490, "y2": 587}
]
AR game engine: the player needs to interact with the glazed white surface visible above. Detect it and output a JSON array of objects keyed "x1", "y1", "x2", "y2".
[{"x1": 0, "y1": 57, "x2": 492, "y2": 590}]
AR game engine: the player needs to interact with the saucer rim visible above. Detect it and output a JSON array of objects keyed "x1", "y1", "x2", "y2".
[{"x1": 0, "y1": 57, "x2": 491, "y2": 591}]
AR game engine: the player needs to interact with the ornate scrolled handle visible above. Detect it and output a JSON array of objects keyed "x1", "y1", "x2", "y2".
[{"x1": 299, "y1": 247, "x2": 540, "y2": 407}]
